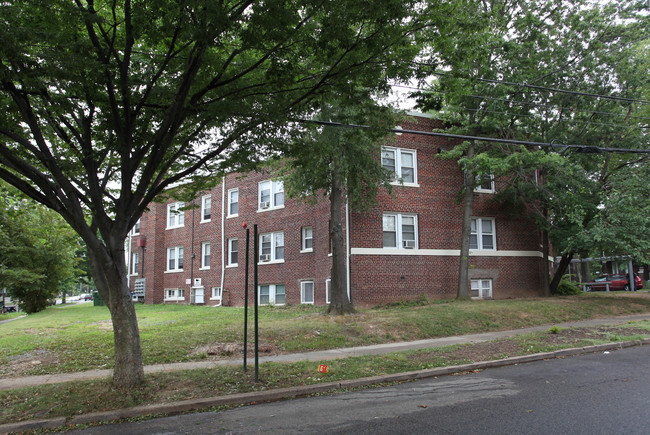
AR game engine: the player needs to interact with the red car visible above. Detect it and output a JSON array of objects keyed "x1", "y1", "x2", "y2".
[{"x1": 585, "y1": 274, "x2": 643, "y2": 292}]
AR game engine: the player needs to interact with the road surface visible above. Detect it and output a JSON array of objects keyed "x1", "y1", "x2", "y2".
[{"x1": 71, "y1": 344, "x2": 650, "y2": 434}]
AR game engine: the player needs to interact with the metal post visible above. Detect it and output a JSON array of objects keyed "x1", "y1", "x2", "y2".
[
  {"x1": 628, "y1": 258, "x2": 635, "y2": 291},
  {"x1": 243, "y1": 228, "x2": 250, "y2": 371},
  {"x1": 254, "y1": 224, "x2": 259, "y2": 382}
]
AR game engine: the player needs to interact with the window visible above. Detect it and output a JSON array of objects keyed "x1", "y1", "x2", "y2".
[
  {"x1": 258, "y1": 180, "x2": 284, "y2": 210},
  {"x1": 470, "y1": 218, "x2": 496, "y2": 250},
  {"x1": 165, "y1": 288, "x2": 184, "y2": 301},
  {"x1": 259, "y1": 284, "x2": 286, "y2": 305},
  {"x1": 201, "y1": 242, "x2": 211, "y2": 269},
  {"x1": 132, "y1": 218, "x2": 141, "y2": 235},
  {"x1": 471, "y1": 279, "x2": 493, "y2": 299},
  {"x1": 228, "y1": 238, "x2": 238, "y2": 266},
  {"x1": 383, "y1": 213, "x2": 418, "y2": 249},
  {"x1": 301, "y1": 227, "x2": 313, "y2": 252},
  {"x1": 167, "y1": 246, "x2": 184, "y2": 272},
  {"x1": 201, "y1": 195, "x2": 212, "y2": 221},
  {"x1": 131, "y1": 252, "x2": 139, "y2": 275},
  {"x1": 381, "y1": 147, "x2": 417, "y2": 184},
  {"x1": 228, "y1": 188, "x2": 239, "y2": 216},
  {"x1": 259, "y1": 231, "x2": 284, "y2": 262},
  {"x1": 301, "y1": 281, "x2": 314, "y2": 304},
  {"x1": 474, "y1": 174, "x2": 495, "y2": 193},
  {"x1": 167, "y1": 202, "x2": 185, "y2": 229},
  {"x1": 325, "y1": 278, "x2": 331, "y2": 304},
  {"x1": 211, "y1": 287, "x2": 222, "y2": 301}
]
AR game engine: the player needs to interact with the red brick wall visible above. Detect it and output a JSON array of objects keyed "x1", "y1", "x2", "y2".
[
  {"x1": 130, "y1": 114, "x2": 546, "y2": 306},
  {"x1": 348, "y1": 115, "x2": 545, "y2": 303},
  {"x1": 131, "y1": 170, "x2": 337, "y2": 306}
]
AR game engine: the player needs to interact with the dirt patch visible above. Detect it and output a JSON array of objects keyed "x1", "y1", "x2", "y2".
[
  {"x1": 89, "y1": 320, "x2": 114, "y2": 331},
  {"x1": 5, "y1": 350, "x2": 60, "y2": 377},
  {"x1": 409, "y1": 325, "x2": 650, "y2": 365},
  {"x1": 190, "y1": 342, "x2": 278, "y2": 359},
  {"x1": 541, "y1": 326, "x2": 650, "y2": 345}
]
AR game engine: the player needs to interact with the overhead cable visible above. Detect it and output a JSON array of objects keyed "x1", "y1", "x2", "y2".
[{"x1": 304, "y1": 119, "x2": 650, "y2": 155}]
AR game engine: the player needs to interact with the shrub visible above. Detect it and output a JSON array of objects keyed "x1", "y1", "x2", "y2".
[{"x1": 553, "y1": 276, "x2": 582, "y2": 296}]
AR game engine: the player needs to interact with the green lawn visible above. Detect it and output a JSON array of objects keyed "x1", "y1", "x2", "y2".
[{"x1": 2, "y1": 292, "x2": 650, "y2": 376}]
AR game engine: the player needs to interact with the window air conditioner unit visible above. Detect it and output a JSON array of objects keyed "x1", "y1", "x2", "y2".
[
  {"x1": 260, "y1": 201, "x2": 270, "y2": 209},
  {"x1": 403, "y1": 240, "x2": 416, "y2": 249},
  {"x1": 260, "y1": 253, "x2": 271, "y2": 262}
]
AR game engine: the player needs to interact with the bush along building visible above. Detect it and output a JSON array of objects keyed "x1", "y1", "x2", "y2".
[{"x1": 127, "y1": 113, "x2": 548, "y2": 307}]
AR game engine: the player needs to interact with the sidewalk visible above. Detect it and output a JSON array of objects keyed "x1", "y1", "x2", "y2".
[{"x1": 2, "y1": 313, "x2": 649, "y2": 392}]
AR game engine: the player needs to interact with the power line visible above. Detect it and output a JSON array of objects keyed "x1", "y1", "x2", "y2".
[
  {"x1": 304, "y1": 119, "x2": 650, "y2": 155},
  {"x1": 449, "y1": 106, "x2": 647, "y2": 130}
]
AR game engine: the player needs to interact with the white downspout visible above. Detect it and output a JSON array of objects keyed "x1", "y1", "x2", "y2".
[
  {"x1": 346, "y1": 197, "x2": 351, "y2": 300},
  {"x1": 218, "y1": 176, "x2": 226, "y2": 306},
  {"x1": 126, "y1": 231, "x2": 132, "y2": 288}
]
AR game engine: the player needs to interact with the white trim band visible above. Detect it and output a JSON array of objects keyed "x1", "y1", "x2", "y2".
[{"x1": 351, "y1": 248, "x2": 544, "y2": 258}]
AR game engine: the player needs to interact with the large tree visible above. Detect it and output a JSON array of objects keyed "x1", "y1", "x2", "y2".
[
  {"x1": 416, "y1": 0, "x2": 650, "y2": 297},
  {"x1": 0, "y1": 0, "x2": 424, "y2": 387},
  {"x1": 0, "y1": 183, "x2": 80, "y2": 313},
  {"x1": 279, "y1": 91, "x2": 398, "y2": 315}
]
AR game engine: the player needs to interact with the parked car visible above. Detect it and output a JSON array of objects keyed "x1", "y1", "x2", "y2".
[
  {"x1": 1, "y1": 300, "x2": 17, "y2": 313},
  {"x1": 585, "y1": 274, "x2": 643, "y2": 291},
  {"x1": 82, "y1": 294, "x2": 93, "y2": 301}
]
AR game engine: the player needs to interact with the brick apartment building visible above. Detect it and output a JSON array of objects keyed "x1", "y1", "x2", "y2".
[{"x1": 127, "y1": 113, "x2": 548, "y2": 306}]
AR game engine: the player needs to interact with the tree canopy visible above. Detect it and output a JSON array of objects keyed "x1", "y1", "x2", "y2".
[
  {"x1": 279, "y1": 90, "x2": 398, "y2": 314},
  {"x1": 0, "y1": 183, "x2": 80, "y2": 313},
  {"x1": 415, "y1": 0, "x2": 650, "y2": 295},
  {"x1": 0, "y1": 0, "x2": 427, "y2": 386}
]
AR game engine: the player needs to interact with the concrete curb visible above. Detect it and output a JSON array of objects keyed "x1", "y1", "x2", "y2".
[{"x1": 1, "y1": 338, "x2": 648, "y2": 434}]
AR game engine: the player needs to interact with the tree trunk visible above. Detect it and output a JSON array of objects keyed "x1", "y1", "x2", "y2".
[
  {"x1": 327, "y1": 167, "x2": 355, "y2": 315},
  {"x1": 87, "y1": 241, "x2": 145, "y2": 388},
  {"x1": 541, "y1": 206, "x2": 551, "y2": 297},
  {"x1": 549, "y1": 252, "x2": 574, "y2": 294},
  {"x1": 457, "y1": 140, "x2": 475, "y2": 300},
  {"x1": 541, "y1": 227, "x2": 551, "y2": 297}
]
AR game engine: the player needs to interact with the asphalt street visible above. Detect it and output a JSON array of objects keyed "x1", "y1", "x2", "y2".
[{"x1": 69, "y1": 344, "x2": 650, "y2": 435}]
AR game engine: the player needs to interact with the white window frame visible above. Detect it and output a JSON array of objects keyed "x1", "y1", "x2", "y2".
[
  {"x1": 132, "y1": 218, "x2": 141, "y2": 235},
  {"x1": 381, "y1": 146, "x2": 418, "y2": 186},
  {"x1": 211, "y1": 286, "x2": 222, "y2": 301},
  {"x1": 258, "y1": 284, "x2": 286, "y2": 305},
  {"x1": 131, "y1": 252, "x2": 139, "y2": 275},
  {"x1": 474, "y1": 174, "x2": 495, "y2": 193},
  {"x1": 325, "y1": 278, "x2": 331, "y2": 304},
  {"x1": 228, "y1": 238, "x2": 239, "y2": 267},
  {"x1": 258, "y1": 180, "x2": 284, "y2": 211},
  {"x1": 470, "y1": 218, "x2": 496, "y2": 251},
  {"x1": 164, "y1": 288, "x2": 185, "y2": 301},
  {"x1": 471, "y1": 279, "x2": 493, "y2": 299},
  {"x1": 201, "y1": 195, "x2": 212, "y2": 222},
  {"x1": 301, "y1": 226, "x2": 313, "y2": 252},
  {"x1": 228, "y1": 188, "x2": 239, "y2": 217},
  {"x1": 201, "y1": 242, "x2": 211, "y2": 269},
  {"x1": 167, "y1": 202, "x2": 185, "y2": 229},
  {"x1": 166, "y1": 246, "x2": 184, "y2": 272},
  {"x1": 382, "y1": 213, "x2": 418, "y2": 249},
  {"x1": 300, "y1": 281, "x2": 315, "y2": 304},
  {"x1": 259, "y1": 231, "x2": 284, "y2": 263}
]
